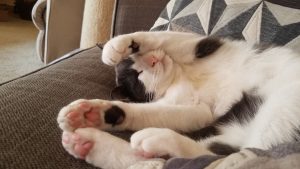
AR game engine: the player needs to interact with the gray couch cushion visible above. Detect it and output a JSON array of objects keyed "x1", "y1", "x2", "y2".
[
  {"x1": 151, "y1": 0, "x2": 300, "y2": 52},
  {"x1": 0, "y1": 47, "x2": 116, "y2": 169}
]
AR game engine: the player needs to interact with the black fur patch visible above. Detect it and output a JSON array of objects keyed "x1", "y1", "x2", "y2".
[
  {"x1": 185, "y1": 125, "x2": 220, "y2": 140},
  {"x1": 115, "y1": 58, "x2": 153, "y2": 102},
  {"x1": 208, "y1": 142, "x2": 239, "y2": 155},
  {"x1": 216, "y1": 92, "x2": 263, "y2": 125},
  {"x1": 104, "y1": 106, "x2": 125, "y2": 126},
  {"x1": 186, "y1": 92, "x2": 262, "y2": 141},
  {"x1": 195, "y1": 37, "x2": 223, "y2": 58},
  {"x1": 129, "y1": 40, "x2": 139, "y2": 53}
]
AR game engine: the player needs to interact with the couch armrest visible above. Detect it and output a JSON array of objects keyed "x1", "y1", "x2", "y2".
[
  {"x1": 32, "y1": 0, "x2": 46, "y2": 30},
  {"x1": 44, "y1": 0, "x2": 85, "y2": 63},
  {"x1": 32, "y1": 0, "x2": 47, "y2": 62},
  {"x1": 32, "y1": 0, "x2": 85, "y2": 63}
]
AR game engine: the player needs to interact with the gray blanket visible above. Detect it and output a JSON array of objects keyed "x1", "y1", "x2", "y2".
[{"x1": 128, "y1": 142, "x2": 300, "y2": 169}]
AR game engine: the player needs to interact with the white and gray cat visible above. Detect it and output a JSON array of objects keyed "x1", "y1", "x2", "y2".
[{"x1": 57, "y1": 31, "x2": 300, "y2": 169}]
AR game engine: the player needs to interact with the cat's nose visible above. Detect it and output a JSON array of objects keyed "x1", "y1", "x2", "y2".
[{"x1": 144, "y1": 55, "x2": 159, "y2": 67}]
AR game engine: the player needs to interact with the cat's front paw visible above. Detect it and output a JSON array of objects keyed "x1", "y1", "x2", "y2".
[
  {"x1": 102, "y1": 34, "x2": 140, "y2": 66},
  {"x1": 57, "y1": 99, "x2": 127, "y2": 132},
  {"x1": 130, "y1": 128, "x2": 183, "y2": 158}
]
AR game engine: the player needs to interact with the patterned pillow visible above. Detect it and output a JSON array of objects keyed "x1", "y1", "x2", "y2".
[{"x1": 151, "y1": 0, "x2": 300, "y2": 52}]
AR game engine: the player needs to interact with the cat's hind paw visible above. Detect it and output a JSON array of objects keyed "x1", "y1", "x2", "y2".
[
  {"x1": 62, "y1": 128, "x2": 143, "y2": 169},
  {"x1": 62, "y1": 130, "x2": 94, "y2": 159}
]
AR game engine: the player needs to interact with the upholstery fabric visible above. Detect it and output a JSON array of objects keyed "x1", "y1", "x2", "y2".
[
  {"x1": 151, "y1": 0, "x2": 300, "y2": 52},
  {"x1": 31, "y1": 0, "x2": 46, "y2": 62},
  {"x1": 36, "y1": 0, "x2": 85, "y2": 63},
  {"x1": 32, "y1": 0, "x2": 46, "y2": 30},
  {"x1": 45, "y1": 0, "x2": 85, "y2": 63},
  {"x1": 0, "y1": 47, "x2": 118, "y2": 169},
  {"x1": 112, "y1": 0, "x2": 169, "y2": 36}
]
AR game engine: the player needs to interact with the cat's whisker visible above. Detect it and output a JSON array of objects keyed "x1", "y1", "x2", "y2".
[{"x1": 145, "y1": 68, "x2": 158, "y2": 102}]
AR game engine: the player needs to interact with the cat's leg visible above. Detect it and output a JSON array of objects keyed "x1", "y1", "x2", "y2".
[
  {"x1": 102, "y1": 31, "x2": 221, "y2": 65},
  {"x1": 62, "y1": 127, "x2": 230, "y2": 168},
  {"x1": 62, "y1": 128, "x2": 146, "y2": 169},
  {"x1": 62, "y1": 127, "x2": 240, "y2": 167},
  {"x1": 130, "y1": 128, "x2": 213, "y2": 158},
  {"x1": 130, "y1": 126, "x2": 247, "y2": 158},
  {"x1": 57, "y1": 99, "x2": 213, "y2": 132}
]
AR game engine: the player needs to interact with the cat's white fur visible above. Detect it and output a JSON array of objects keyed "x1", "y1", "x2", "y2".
[{"x1": 57, "y1": 31, "x2": 300, "y2": 169}]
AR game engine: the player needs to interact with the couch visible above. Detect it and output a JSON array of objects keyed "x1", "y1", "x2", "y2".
[
  {"x1": 32, "y1": 0, "x2": 87, "y2": 63},
  {"x1": 1, "y1": 0, "x2": 300, "y2": 169},
  {"x1": 1, "y1": 0, "x2": 168, "y2": 168}
]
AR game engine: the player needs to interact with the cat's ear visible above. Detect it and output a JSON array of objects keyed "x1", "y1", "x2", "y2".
[{"x1": 195, "y1": 37, "x2": 223, "y2": 58}]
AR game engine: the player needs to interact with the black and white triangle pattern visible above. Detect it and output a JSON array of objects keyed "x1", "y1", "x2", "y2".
[{"x1": 151, "y1": 0, "x2": 300, "y2": 52}]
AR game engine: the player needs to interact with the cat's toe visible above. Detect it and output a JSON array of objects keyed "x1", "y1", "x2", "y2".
[
  {"x1": 102, "y1": 35, "x2": 135, "y2": 66},
  {"x1": 102, "y1": 44, "x2": 123, "y2": 66},
  {"x1": 130, "y1": 128, "x2": 177, "y2": 158},
  {"x1": 62, "y1": 131, "x2": 94, "y2": 159}
]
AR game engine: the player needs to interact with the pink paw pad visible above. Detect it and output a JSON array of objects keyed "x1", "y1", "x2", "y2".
[
  {"x1": 63, "y1": 133, "x2": 94, "y2": 159},
  {"x1": 66, "y1": 102, "x2": 101, "y2": 128}
]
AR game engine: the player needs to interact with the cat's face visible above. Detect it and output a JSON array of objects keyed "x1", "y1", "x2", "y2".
[{"x1": 115, "y1": 50, "x2": 174, "y2": 102}]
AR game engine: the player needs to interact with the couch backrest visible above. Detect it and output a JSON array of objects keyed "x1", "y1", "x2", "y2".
[{"x1": 112, "y1": 0, "x2": 169, "y2": 36}]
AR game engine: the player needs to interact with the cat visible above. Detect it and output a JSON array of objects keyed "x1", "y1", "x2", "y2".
[{"x1": 57, "y1": 31, "x2": 300, "y2": 169}]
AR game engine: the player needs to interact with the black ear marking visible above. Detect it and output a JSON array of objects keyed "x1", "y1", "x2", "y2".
[
  {"x1": 129, "y1": 40, "x2": 139, "y2": 53},
  {"x1": 104, "y1": 106, "x2": 126, "y2": 126},
  {"x1": 195, "y1": 37, "x2": 223, "y2": 58}
]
